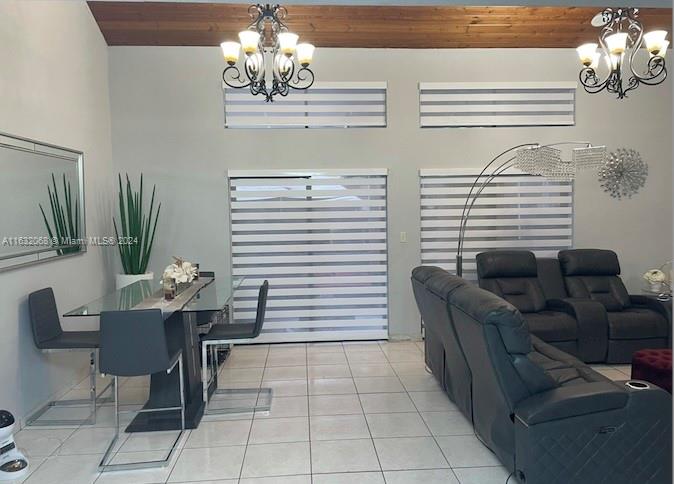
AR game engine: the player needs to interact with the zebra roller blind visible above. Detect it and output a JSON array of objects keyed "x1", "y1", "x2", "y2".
[
  {"x1": 229, "y1": 169, "x2": 388, "y2": 343},
  {"x1": 420, "y1": 169, "x2": 573, "y2": 280},
  {"x1": 224, "y1": 82, "x2": 387, "y2": 128},
  {"x1": 419, "y1": 82, "x2": 576, "y2": 127}
]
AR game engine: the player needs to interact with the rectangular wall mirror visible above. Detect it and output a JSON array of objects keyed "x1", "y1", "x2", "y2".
[{"x1": 0, "y1": 132, "x2": 85, "y2": 272}]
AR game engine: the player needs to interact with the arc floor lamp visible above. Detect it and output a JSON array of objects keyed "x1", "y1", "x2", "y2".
[{"x1": 455, "y1": 142, "x2": 607, "y2": 277}]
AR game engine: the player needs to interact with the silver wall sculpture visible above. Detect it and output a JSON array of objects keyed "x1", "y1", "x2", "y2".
[{"x1": 598, "y1": 148, "x2": 648, "y2": 199}]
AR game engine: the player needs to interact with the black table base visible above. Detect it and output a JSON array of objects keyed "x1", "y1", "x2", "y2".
[{"x1": 125, "y1": 310, "x2": 214, "y2": 432}]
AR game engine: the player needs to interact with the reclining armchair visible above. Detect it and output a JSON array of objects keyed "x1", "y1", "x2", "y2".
[
  {"x1": 559, "y1": 249, "x2": 670, "y2": 363},
  {"x1": 476, "y1": 251, "x2": 609, "y2": 362},
  {"x1": 413, "y1": 266, "x2": 672, "y2": 484}
]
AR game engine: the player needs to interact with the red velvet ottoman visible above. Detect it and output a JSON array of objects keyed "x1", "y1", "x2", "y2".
[{"x1": 631, "y1": 349, "x2": 672, "y2": 393}]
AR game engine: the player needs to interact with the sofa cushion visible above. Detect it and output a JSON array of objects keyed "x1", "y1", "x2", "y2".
[
  {"x1": 564, "y1": 276, "x2": 631, "y2": 311},
  {"x1": 480, "y1": 278, "x2": 546, "y2": 313},
  {"x1": 524, "y1": 311, "x2": 577, "y2": 342},
  {"x1": 530, "y1": 336, "x2": 610, "y2": 387},
  {"x1": 607, "y1": 308, "x2": 669, "y2": 340}
]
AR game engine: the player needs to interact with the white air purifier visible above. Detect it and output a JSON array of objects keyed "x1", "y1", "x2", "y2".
[{"x1": 0, "y1": 411, "x2": 29, "y2": 481}]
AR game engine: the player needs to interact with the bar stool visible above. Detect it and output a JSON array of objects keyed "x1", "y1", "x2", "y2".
[
  {"x1": 98, "y1": 309, "x2": 185, "y2": 471},
  {"x1": 27, "y1": 288, "x2": 111, "y2": 426},
  {"x1": 201, "y1": 280, "x2": 270, "y2": 414}
]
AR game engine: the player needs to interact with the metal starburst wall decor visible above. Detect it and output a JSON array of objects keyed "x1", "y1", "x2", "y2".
[{"x1": 598, "y1": 148, "x2": 648, "y2": 199}]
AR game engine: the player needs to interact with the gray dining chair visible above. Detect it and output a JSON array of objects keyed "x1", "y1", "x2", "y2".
[
  {"x1": 98, "y1": 309, "x2": 185, "y2": 472},
  {"x1": 201, "y1": 280, "x2": 270, "y2": 414},
  {"x1": 27, "y1": 288, "x2": 112, "y2": 426}
]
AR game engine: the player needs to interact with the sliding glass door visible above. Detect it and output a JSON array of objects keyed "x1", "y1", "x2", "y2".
[{"x1": 228, "y1": 169, "x2": 388, "y2": 343}]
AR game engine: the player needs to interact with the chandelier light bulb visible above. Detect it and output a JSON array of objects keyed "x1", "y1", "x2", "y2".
[
  {"x1": 605, "y1": 32, "x2": 628, "y2": 55},
  {"x1": 239, "y1": 30, "x2": 260, "y2": 55},
  {"x1": 278, "y1": 32, "x2": 299, "y2": 56},
  {"x1": 221, "y1": 41, "x2": 241, "y2": 65},
  {"x1": 643, "y1": 30, "x2": 668, "y2": 55},
  {"x1": 577, "y1": 43, "x2": 599, "y2": 66},
  {"x1": 296, "y1": 43, "x2": 315, "y2": 66},
  {"x1": 590, "y1": 52, "x2": 601, "y2": 69}
]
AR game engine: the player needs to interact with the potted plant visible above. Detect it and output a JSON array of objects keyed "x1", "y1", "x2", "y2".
[
  {"x1": 113, "y1": 173, "x2": 161, "y2": 289},
  {"x1": 39, "y1": 173, "x2": 81, "y2": 255}
]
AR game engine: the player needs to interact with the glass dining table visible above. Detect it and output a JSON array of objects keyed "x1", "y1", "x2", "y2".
[{"x1": 63, "y1": 276, "x2": 244, "y2": 432}]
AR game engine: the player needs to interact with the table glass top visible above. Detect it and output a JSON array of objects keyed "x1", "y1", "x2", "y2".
[{"x1": 63, "y1": 276, "x2": 244, "y2": 317}]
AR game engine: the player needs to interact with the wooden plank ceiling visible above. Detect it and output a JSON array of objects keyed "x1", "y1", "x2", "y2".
[{"x1": 87, "y1": 2, "x2": 672, "y2": 49}]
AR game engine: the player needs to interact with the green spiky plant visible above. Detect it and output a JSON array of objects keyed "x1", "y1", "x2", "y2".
[
  {"x1": 114, "y1": 173, "x2": 161, "y2": 275},
  {"x1": 39, "y1": 173, "x2": 80, "y2": 256}
]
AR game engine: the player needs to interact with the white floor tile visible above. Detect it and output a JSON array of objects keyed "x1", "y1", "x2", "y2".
[
  {"x1": 307, "y1": 365, "x2": 351, "y2": 379},
  {"x1": 167, "y1": 446, "x2": 246, "y2": 482},
  {"x1": 307, "y1": 353, "x2": 348, "y2": 366},
  {"x1": 365, "y1": 412, "x2": 430, "y2": 438},
  {"x1": 384, "y1": 469, "x2": 460, "y2": 484},
  {"x1": 186, "y1": 419, "x2": 252, "y2": 448},
  {"x1": 14, "y1": 428, "x2": 76, "y2": 457},
  {"x1": 117, "y1": 429, "x2": 184, "y2": 453},
  {"x1": 220, "y1": 367, "x2": 265, "y2": 383},
  {"x1": 309, "y1": 394, "x2": 363, "y2": 416},
  {"x1": 97, "y1": 450, "x2": 176, "y2": 484},
  {"x1": 390, "y1": 362, "x2": 429, "y2": 377},
  {"x1": 240, "y1": 476, "x2": 311, "y2": 484},
  {"x1": 399, "y1": 375, "x2": 442, "y2": 392},
  {"x1": 374, "y1": 437, "x2": 449, "y2": 471},
  {"x1": 308, "y1": 378, "x2": 356, "y2": 395},
  {"x1": 354, "y1": 377, "x2": 404, "y2": 394},
  {"x1": 262, "y1": 380, "x2": 308, "y2": 397},
  {"x1": 24, "y1": 453, "x2": 101, "y2": 484},
  {"x1": 57, "y1": 427, "x2": 120, "y2": 456},
  {"x1": 263, "y1": 366, "x2": 307, "y2": 381},
  {"x1": 241, "y1": 442, "x2": 311, "y2": 478},
  {"x1": 265, "y1": 354, "x2": 307, "y2": 367},
  {"x1": 435, "y1": 435, "x2": 502, "y2": 468},
  {"x1": 453, "y1": 466, "x2": 512, "y2": 484},
  {"x1": 312, "y1": 472, "x2": 384, "y2": 484},
  {"x1": 346, "y1": 353, "x2": 389, "y2": 364},
  {"x1": 359, "y1": 393, "x2": 416, "y2": 414},
  {"x1": 249, "y1": 417, "x2": 309, "y2": 444},
  {"x1": 420, "y1": 411, "x2": 474, "y2": 436},
  {"x1": 349, "y1": 364, "x2": 397, "y2": 378},
  {"x1": 408, "y1": 391, "x2": 457, "y2": 412},
  {"x1": 310, "y1": 439, "x2": 380, "y2": 474},
  {"x1": 310, "y1": 414, "x2": 370, "y2": 441},
  {"x1": 255, "y1": 395, "x2": 309, "y2": 419}
]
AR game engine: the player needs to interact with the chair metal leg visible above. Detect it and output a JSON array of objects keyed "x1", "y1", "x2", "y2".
[
  {"x1": 99, "y1": 358, "x2": 186, "y2": 472},
  {"x1": 26, "y1": 350, "x2": 101, "y2": 427},
  {"x1": 202, "y1": 341, "x2": 209, "y2": 407},
  {"x1": 203, "y1": 340, "x2": 273, "y2": 416}
]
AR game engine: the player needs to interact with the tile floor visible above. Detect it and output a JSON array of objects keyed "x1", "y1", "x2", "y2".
[{"x1": 12, "y1": 341, "x2": 633, "y2": 484}]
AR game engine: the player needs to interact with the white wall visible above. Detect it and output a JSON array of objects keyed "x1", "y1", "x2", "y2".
[
  {"x1": 0, "y1": 1, "x2": 113, "y2": 420},
  {"x1": 108, "y1": 47, "x2": 672, "y2": 339}
]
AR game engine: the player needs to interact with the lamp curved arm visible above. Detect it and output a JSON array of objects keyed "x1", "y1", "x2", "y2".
[{"x1": 455, "y1": 141, "x2": 592, "y2": 277}]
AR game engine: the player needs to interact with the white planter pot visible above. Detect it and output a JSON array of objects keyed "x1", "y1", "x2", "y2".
[
  {"x1": 649, "y1": 282, "x2": 664, "y2": 293},
  {"x1": 116, "y1": 272, "x2": 154, "y2": 290}
]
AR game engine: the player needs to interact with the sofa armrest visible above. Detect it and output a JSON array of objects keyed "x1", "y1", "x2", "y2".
[
  {"x1": 515, "y1": 381, "x2": 628, "y2": 425},
  {"x1": 547, "y1": 298, "x2": 609, "y2": 362},
  {"x1": 630, "y1": 295, "x2": 672, "y2": 345}
]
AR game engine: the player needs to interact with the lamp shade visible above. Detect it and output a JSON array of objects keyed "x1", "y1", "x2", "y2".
[
  {"x1": 644, "y1": 30, "x2": 668, "y2": 55},
  {"x1": 239, "y1": 30, "x2": 260, "y2": 55},
  {"x1": 296, "y1": 43, "x2": 315, "y2": 66},
  {"x1": 606, "y1": 32, "x2": 628, "y2": 55},
  {"x1": 221, "y1": 41, "x2": 241, "y2": 64},
  {"x1": 577, "y1": 43, "x2": 599, "y2": 66},
  {"x1": 278, "y1": 32, "x2": 299, "y2": 56}
]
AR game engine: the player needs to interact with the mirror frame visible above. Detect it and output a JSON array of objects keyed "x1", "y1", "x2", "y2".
[{"x1": 0, "y1": 131, "x2": 86, "y2": 272}]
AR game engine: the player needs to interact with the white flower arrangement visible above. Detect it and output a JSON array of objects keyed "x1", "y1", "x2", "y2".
[
  {"x1": 643, "y1": 269, "x2": 667, "y2": 284},
  {"x1": 162, "y1": 256, "x2": 197, "y2": 284}
]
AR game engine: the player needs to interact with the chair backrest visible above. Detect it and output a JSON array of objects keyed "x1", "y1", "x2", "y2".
[
  {"x1": 411, "y1": 266, "x2": 473, "y2": 421},
  {"x1": 251, "y1": 281, "x2": 269, "y2": 338},
  {"x1": 99, "y1": 309, "x2": 171, "y2": 377},
  {"x1": 199, "y1": 271, "x2": 215, "y2": 278},
  {"x1": 558, "y1": 249, "x2": 630, "y2": 311},
  {"x1": 476, "y1": 250, "x2": 547, "y2": 313},
  {"x1": 442, "y1": 273, "x2": 559, "y2": 468},
  {"x1": 28, "y1": 288, "x2": 63, "y2": 348}
]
